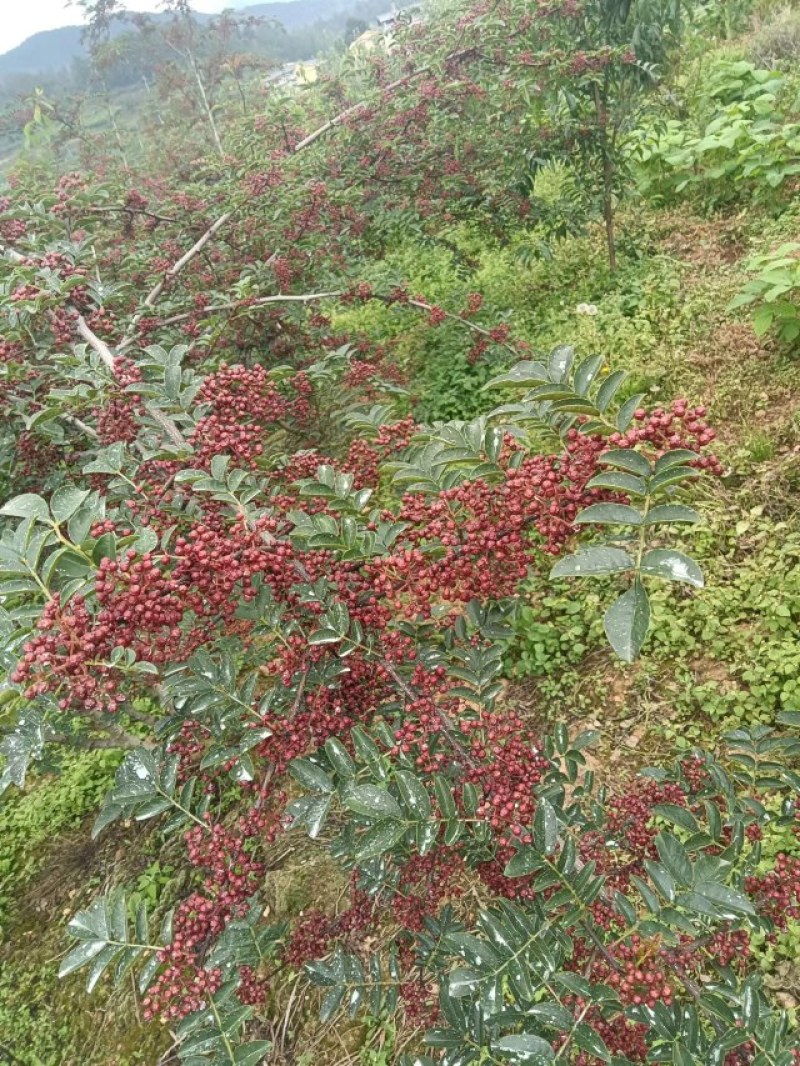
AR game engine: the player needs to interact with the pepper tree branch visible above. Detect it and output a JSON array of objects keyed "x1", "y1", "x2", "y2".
[{"x1": 145, "y1": 288, "x2": 521, "y2": 358}]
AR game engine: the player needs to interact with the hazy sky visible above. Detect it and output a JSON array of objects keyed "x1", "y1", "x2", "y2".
[{"x1": 2, "y1": 1, "x2": 226, "y2": 54}]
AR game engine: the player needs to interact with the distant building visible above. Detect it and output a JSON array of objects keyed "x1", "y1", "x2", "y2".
[
  {"x1": 296, "y1": 61, "x2": 318, "y2": 85},
  {"x1": 349, "y1": 4, "x2": 423, "y2": 51},
  {"x1": 264, "y1": 61, "x2": 318, "y2": 90},
  {"x1": 349, "y1": 28, "x2": 391, "y2": 54}
]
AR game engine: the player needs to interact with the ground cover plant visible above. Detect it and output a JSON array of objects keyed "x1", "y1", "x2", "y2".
[{"x1": 1, "y1": 0, "x2": 800, "y2": 1063}]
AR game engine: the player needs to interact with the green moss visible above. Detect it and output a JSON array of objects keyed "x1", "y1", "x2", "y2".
[{"x1": 0, "y1": 749, "x2": 121, "y2": 930}]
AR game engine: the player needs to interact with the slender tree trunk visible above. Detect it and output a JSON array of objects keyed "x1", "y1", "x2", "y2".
[
  {"x1": 601, "y1": 147, "x2": 616, "y2": 273},
  {"x1": 234, "y1": 74, "x2": 248, "y2": 116},
  {"x1": 190, "y1": 52, "x2": 225, "y2": 159},
  {"x1": 143, "y1": 74, "x2": 165, "y2": 126},
  {"x1": 593, "y1": 82, "x2": 616, "y2": 273},
  {"x1": 163, "y1": 18, "x2": 225, "y2": 160},
  {"x1": 102, "y1": 78, "x2": 130, "y2": 172}
]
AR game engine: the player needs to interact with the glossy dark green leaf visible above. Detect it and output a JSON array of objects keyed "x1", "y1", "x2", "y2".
[
  {"x1": 600, "y1": 449, "x2": 651, "y2": 476},
  {"x1": 587, "y1": 470, "x2": 648, "y2": 496},
  {"x1": 616, "y1": 394, "x2": 646, "y2": 431},
  {"x1": 652, "y1": 804, "x2": 699, "y2": 832},
  {"x1": 289, "y1": 758, "x2": 334, "y2": 794},
  {"x1": 594, "y1": 370, "x2": 627, "y2": 412},
  {"x1": 356, "y1": 819, "x2": 407, "y2": 860},
  {"x1": 551, "y1": 547, "x2": 634, "y2": 579},
  {"x1": 572, "y1": 1023, "x2": 611, "y2": 1063},
  {"x1": 640, "y1": 549, "x2": 704, "y2": 588},
  {"x1": 574, "y1": 503, "x2": 643, "y2": 526},
  {"x1": 1, "y1": 493, "x2": 50, "y2": 522},
  {"x1": 644, "y1": 504, "x2": 702, "y2": 526},
  {"x1": 344, "y1": 784, "x2": 403, "y2": 820},
  {"x1": 395, "y1": 770, "x2": 432, "y2": 820},
  {"x1": 604, "y1": 581, "x2": 650, "y2": 663},
  {"x1": 504, "y1": 847, "x2": 544, "y2": 878},
  {"x1": 235, "y1": 1041, "x2": 273, "y2": 1066},
  {"x1": 533, "y1": 797, "x2": 558, "y2": 855},
  {"x1": 434, "y1": 774, "x2": 457, "y2": 819},
  {"x1": 655, "y1": 834, "x2": 693, "y2": 886},
  {"x1": 643, "y1": 859, "x2": 676, "y2": 902},
  {"x1": 493, "y1": 1034, "x2": 555, "y2": 1064},
  {"x1": 50, "y1": 486, "x2": 91, "y2": 524},
  {"x1": 324, "y1": 738, "x2": 356, "y2": 780}
]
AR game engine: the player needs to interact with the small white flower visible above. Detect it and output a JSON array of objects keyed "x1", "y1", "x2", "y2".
[{"x1": 576, "y1": 302, "x2": 590, "y2": 314}]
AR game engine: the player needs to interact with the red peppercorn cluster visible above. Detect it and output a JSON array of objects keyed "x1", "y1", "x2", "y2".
[
  {"x1": 392, "y1": 851, "x2": 464, "y2": 931},
  {"x1": 11, "y1": 593, "x2": 126, "y2": 711},
  {"x1": 0, "y1": 338, "x2": 24, "y2": 365},
  {"x1": 745, "y1": 853, "x2": 800, "y2": 929},
  {"x1": 598, "y1": 936, "x2": 675, "y2": 1008},
  {"x1": 465, "y1": 709, "x2": 552, "y2": 844},
  {"x1": 142, "y1": 893, "x2": 225, "y2": 1023},
  {"x1": 0, "y1": 217, "x2": 27, "y2": 243},
  {"x1": 610, "y1": 400, "x2": 723, "y2": 476},
  {"x1": 344, "y1": 417, "x2": 417, "y2": 487},
  {"x1": 14, "y1": 431, "x2": 67, "y2": 485},
  {"x1": 95, "y1": 356, "x2": 144, "y2": 444},
  {"x1": 285, "y1": 884, "x2": 375, "y2": 969},
  {"x1": 191, "y1": 363, "x2": 313, "y2": 468},
  {"x1": 579, "y1": 779, "x2": 687, "y2": 890}
]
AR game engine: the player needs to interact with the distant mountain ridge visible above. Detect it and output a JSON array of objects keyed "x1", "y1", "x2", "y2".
[{"x1": 0, "y1": 0, "x2": 360, "y2": 78}]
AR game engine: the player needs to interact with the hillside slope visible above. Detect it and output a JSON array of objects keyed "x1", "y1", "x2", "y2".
[{"x1": 0, "y1": 0, "x2": 362, "y2": 78}]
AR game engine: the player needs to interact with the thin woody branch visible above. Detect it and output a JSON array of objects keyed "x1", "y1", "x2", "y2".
[
  {"x1": 143, "y1": 288, "x2": 521, "y2": 357},
  {"x1": 133, "y1": 209, "x2": 233, "y2": 319}
]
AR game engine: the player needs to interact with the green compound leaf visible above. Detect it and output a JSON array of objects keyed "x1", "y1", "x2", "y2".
[{"x1": 603, "y1": 580, "x2": 650, "y2": 663}]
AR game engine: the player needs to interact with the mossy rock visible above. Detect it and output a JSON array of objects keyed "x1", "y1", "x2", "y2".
[{"x1": 264, "y1": 847, "x2": 347, "y2": 919}]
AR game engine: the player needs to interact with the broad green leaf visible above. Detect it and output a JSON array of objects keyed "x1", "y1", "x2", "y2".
[
  {"x1": 493, "y1": 1034, "x2": 556, "y2": 1064},
  {"x1": 594, "y1": 370, "x2": 627, "y2": 412},
  {"x1": 448, "y1": 967, "x2": 480, "y2": 997},
  {"x1": 656, "y1": 833, "x2": 693, "y2": 886},
  {"x1": 600, "y1": 449, "x2": 651, "y2": 476},
  {"x1": 616, "y1": 394, "x2": 645, "y2": 431},
  {"x1": 324, "y1": 738, "x2": 356, "y2": 780},
  {"x1": 551, "y1": 547, "x2": 634, "y2": 579},
  {"x1": 526, "y1": 1002, "x2": 575, "y2": 1029},
  {"x1": 504, "y1": 847, "x2": 544, "y2": 878},
  {"x1": 355, "y1": 819, "x2": 407, "y2": 859},
  {"x1": 433, "y1": 775, "x2": 457, "y2": 819},
  {"x1": 572, "y1": 1023, "x2": 611, "y2": 1063},
  {"x1": 289, "y1": 758, "x2": 334, "y2": 793},
  {"x1": 533, "y1": 797, "x2": 558, "y2": 854},
  {"x1": 235, "y1": 1042, "x2": 273, "y2": 1066},
  {"x1": 644, "y1": 504, "x2": 702, "y2": 526},
  {"x1": 58, "y1": 938, "x2": 107, "y2": 978},
  {"x1": 690, "y1": 880, "x2": 755, "y2": 917},
  {"x1": 344, "y1": 784, "x2": 403, "y2": 820},
  {"x1": 654, "y1": 449, "x2": 700, "y2": 472},
  {"x1": 548, "y1": 344, "x2": 574, "y2": 381},
  {"x1": 640, "y1": 549, "x2": 704, "y2": 588},
  {"x1": 574, "y1": 353, "x2": 604, "y2": 396},
  {"x1": 652, "y1": 804, "x2": 699, "y2": 832},
  {"x1": 394, "y1": 770, "x2": 431, "y2": 819},
  {"x1": 752, "y1": 305, "x2": 774, "y2": 336},
  {"x1": 643, "y1": 859, "x2": 676, "y2": 902},
  {"x1": 587, "y1": 471, "x2": 648, "y2": 496},
  {"x1": 574, "y1": 503, "x2": 642, "y2": 526},
  {"x1": 50, "y1": 486, "x2": 91, "y2": 525},
  {"x1": 603, "y1": 581, "x2": 650, "y2": 663},
  {"x1": 1, "y1": 494, "x2": 50, "y2": 522}
]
